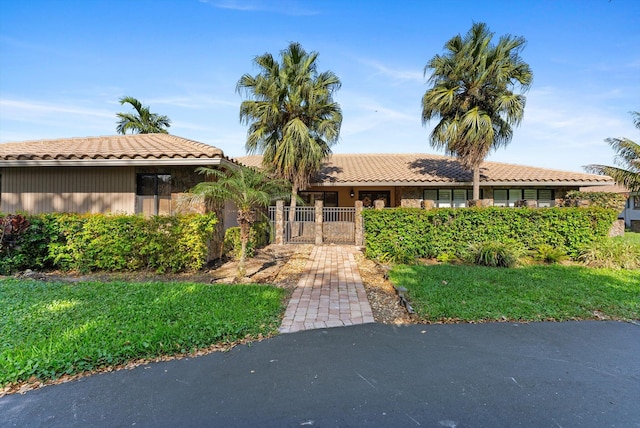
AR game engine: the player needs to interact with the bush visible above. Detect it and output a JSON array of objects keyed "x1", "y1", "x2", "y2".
[
  {"x1": 579, "y1": 239, "x2": 640, "y2": 269},
  {"x1": 223, "y1": 221, "x2": 271, "y2": 260},
  {"x1": 468, "y1": 241, "x2": 522, "y2": 268},
  {"x1": 0, "y1": 213, "x2": 218, "y2": 274},
  {"x1": 562, "y1": 191, "x2": 626, "y2": 211},
  {"x1": 362, "y1": 207, "x2": 617, "y2": 263},
  {"x1": 533, "y1": 244, "x2": 568, "y2": 264}
]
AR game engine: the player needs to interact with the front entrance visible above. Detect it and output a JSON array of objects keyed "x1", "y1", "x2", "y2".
[{"x1": 269, "y1": 204, "x2": 357, "y2": 245}]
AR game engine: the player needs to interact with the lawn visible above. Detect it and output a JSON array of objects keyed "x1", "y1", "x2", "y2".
[
  {"x1": 389, "y1": 264, "x2": 639, "y2": 323},
  {"x1": 0, "y1": 279, "x2": 287, "y2": 388},
  {"x1": 615, "y1": 231, "x2": 640, "y2": 245}
]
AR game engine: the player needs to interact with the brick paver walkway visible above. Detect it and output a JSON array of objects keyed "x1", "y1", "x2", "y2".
[{"x1": 279, "y1": 246, "x2": 375, "y2": 333}]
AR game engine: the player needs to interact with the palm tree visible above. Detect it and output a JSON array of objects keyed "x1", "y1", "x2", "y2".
[
  {"x1": 421, "y1": 22, "x2": 533, "y2": 201},
  {"x1": 585, "y1": 112, "x2": 640, "y2": 192},
  {"x1": 237, "y1": 42, "x2": 342, "y2": 226},
  {"x1": 189, "y1": 165, "x2": 290, "y2": 278},
  {"x1": 116, "y1": 96, "x2": 171, "y2": 134}
]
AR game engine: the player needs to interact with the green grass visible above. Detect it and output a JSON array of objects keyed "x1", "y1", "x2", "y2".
[
  {"x1": 616, "y1": 231, "x2": 640, "y2": 246},
  {"x1": 390, "y1": 264, "x2": 639, "y2": 323},
  {"x1": 0, "y1": 279, "x2": 287, "y2": 387}
]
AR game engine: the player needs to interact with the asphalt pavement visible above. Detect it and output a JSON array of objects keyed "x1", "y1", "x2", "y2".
[{"x1": 1, "y1": 321, "x2": 639, "y2": 427}]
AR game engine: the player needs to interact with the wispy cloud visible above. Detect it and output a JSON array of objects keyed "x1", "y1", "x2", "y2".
[
  {"x1": 201, "y1": 0, "x2": 319, "y2": 16},
  {"x1": 147, "y1": 95, "x2": 237, "y2": 109},
  {"x1": 0, "y1": 99, "x2": 113, "y2": 119},
  {"x1": 359, "y1": 58, "x2": 423, "y2": 83}
]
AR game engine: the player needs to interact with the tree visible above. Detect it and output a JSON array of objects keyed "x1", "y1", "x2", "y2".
[
  {"x1": 116, "y1": 96, "x2": 171, "y2": 134},
  {"x1": 236, "y1": 42, "x2": 342, "y2": 225},
  {"x1": 189, "y1": 165, "x2": 290, "y2": 278},
  {"x1": 421, "y1": 22, "x2": 533, "y2": 200},
  {"x1": 585, "y1": 112, "x2": 640, "y2": 192}
]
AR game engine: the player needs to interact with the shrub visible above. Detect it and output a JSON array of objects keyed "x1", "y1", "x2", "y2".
[
  {"x1": 223, "y1": 221, "x2": 270, "y2": 260},
  {"x1": 533, "y1": 244, "x2": 568, "y2": 264},
  {"x1": 562, "y1": 191, "x2": 626, "y2": 211},
  {"x1": 0, "y1": 213, "x2": 218, "y2": 274},
  {"x1": 362, "y1": 207, "x2": 617, "y2": 262},
  {"x1": 579, "y1": 239, "x2": 640, "y2": 269},
  {"x1": 468, "y1": 241, "x2": 522, "y2": 268}
]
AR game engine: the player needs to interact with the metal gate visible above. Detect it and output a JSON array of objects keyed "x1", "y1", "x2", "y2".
[
  {"x1": 269, "y1": 206, "x2": 356, "y2": 244},
  {"x1": 322, "y1": 207, "x2": 355, "y2": 244}
]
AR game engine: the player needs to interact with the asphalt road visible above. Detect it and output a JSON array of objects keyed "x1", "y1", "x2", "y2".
[{"x1": 1, "y1": 321, "x2": 639, "y2": 427}]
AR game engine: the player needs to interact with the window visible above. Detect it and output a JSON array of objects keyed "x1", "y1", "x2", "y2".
[
  {"x1": 634, "y1": 195, "x2": 640, "y2": 210},
  {"x1": 493, "y1": 188, "x2": 554, "y2": 207},
  {"x1": 136, "y1": 174, "x2": 171, "y2": 216},
  {"x1": 524, "y1": 189, "x2": 537, "y2": 200},
  {"x1": 299, "y1": 191, "x2": 338, "y2": 207},
  {"x1": 453, "y1": 189, "x2": 468, "y2": 208},
  {"x1": 493, "y1": 189, "x2": 508, "y2": 207},
  {"x1": 423, "y1": 189, "x2": 469, "y2": 208},
  {"x1": 359, "y1": 191, "x2": 391, "y2": 208},
  {"x1": 508, "y1": 189, "x2": 522, "y2": 206},
  {"x1": 538, "y1": 189, "x2": 553, "y2": 207}
]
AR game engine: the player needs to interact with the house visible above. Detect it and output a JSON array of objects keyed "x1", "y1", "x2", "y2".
[
  {"x1": 237, "y1": 153, "x2": 614, "y2": 208},
  {"x1": 0, "y1": 134, "x2": 235, "y2": 221},
  {"x1": 581, "y1": 184, "x2": 640, "y2": 231}
]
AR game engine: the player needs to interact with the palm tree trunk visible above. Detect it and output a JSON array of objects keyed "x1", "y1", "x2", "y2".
[
  {"x1": 472, "y1": 165, "x2": 481, "y2": 201},
  {"x1": 289, "y1": 184, "x2": 299, "y2": 238},
  {"x1": 238, "y1": 219, "x2": 250, "y2": 279}
]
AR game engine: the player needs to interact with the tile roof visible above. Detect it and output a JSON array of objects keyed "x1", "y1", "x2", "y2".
[
  {"x1": 580, "y1": 185, "x2": 630, "y2": 194},
  {"x1": 238, "y1": 153, "x2": 613, "y2": 185},
  {"x1": 0, "y1": 134, "x2": 225, "y2": 165}
]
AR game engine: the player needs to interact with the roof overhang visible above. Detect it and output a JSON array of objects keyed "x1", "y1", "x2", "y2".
[
  {"x1": 310, "y1": 180, "x2": 615, "y2": 187},
  {"x1": 0, "y1": 157, "x2": 232, "y2": 168}
]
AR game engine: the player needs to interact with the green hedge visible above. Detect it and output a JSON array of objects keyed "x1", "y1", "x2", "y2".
[
  {"x1": 0, "y1": 213, "x2": 218, "y2": 274},
  {"x1": 362, "y1": 207, "x2": 617, "y2": 262}
]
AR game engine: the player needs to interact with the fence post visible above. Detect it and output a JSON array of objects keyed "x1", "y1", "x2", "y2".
[
  {"x1": 315, "y1": 200, "x2": 323, "y2": 245},
  {"x1": 355, "y1": 200, "x2": 364, "y2": 247},
  {"x1": 275, "y1": 200, "x2": 284, "y2": 245}
]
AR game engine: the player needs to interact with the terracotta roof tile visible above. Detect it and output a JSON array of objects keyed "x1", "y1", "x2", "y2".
[
  {"x1": 0, "y1": 134, "x2": 224, "y2": 162},
  {"x1": 237, "y1": 153, "x2": 612, "y2": 185}
]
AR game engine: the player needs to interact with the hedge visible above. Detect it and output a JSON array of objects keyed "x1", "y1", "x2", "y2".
[
  {"x1": 0, "y1": 213, "x2": 218, "y2": 275},
  {"x1": 362, "y1": 207, "x2": 618, "y2": 262}
]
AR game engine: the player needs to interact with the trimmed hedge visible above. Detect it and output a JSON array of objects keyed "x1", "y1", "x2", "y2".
[
  {"x1": 362, "y1": 207, "x2": 618, "y2": 262},
  {"x1": 0, "y1": 213, "x2": 218, "y2": 274}
]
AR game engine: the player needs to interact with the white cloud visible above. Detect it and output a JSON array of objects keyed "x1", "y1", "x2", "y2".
[
  {"x1": 358, "y1": 58, "x2": 423, "y2": 83},
  {"x1": 202, "y1": 0, "x2": 319, "y2": 16}
]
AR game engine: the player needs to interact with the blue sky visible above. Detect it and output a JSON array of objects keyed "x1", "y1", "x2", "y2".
[{"x1": 1, "y1": 0, "x2": 638, "y2": 172}]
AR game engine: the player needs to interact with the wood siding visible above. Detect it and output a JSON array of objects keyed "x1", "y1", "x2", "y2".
[{"x1": 0, "y1": 167, "x2": 135, "y2": 214}]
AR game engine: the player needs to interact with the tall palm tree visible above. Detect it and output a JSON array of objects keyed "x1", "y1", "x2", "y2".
[
  {"x1": 585, "y1": 112, "x2": 640, "y2": 192},
  {"x1": 189, "y1": 165, "x2": 290, "y2": 278},
  {"x1": 237, "y1": 42, "x2": 342, "y2": 223},
  {"x1": 116, "y1": 96, "x2": 171, "y2": 134},
  {"x1": 422, "y1": 22, "x2": 533, "y2": 201}
]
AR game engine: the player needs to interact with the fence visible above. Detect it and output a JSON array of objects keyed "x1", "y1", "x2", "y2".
[{"x1": 270, "y1": 201, "x2": 363, "y2": 245}]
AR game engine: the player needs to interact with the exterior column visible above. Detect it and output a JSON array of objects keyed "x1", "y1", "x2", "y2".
[
  {"x1": 355, "y1": 200, "x2": 364, "y2": 247},
  {"x1": 315, "y1": 200, "x2": 323, "y2": 245},
  {"x1": 374, "y1": 199, "x2": 385, "y2": 209},
  {"x1": 275, "y1": 200, "x2": 284, "y2": 245}
]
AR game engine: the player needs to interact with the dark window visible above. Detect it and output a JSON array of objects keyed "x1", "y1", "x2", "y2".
[
  {"x1": 634, "y1": 195, "x2": 640, "y2": 210},
  {"x1": 423, "y1": 189, "x2": 470, "y2": 208},
  {"x1": 299, "y1": 191, "x2": 338, "y2": 207},
  {"x1": 136, "y1": 174, "x2": 171, "y2": 215},
  {"x1": 359, "y1": 191, "x2": 390, "y2": 208}
]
